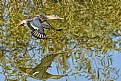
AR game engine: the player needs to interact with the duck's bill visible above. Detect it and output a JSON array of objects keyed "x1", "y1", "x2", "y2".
[
  {"x1": 16, "y1": 24, "x2": 20, "y2": 28},
  {"x1": 16, "y1": 23, "x2": 24, "y2": 28},
  {"x1": 46, "y1": 15, "x2": 63, "y2": 20}
]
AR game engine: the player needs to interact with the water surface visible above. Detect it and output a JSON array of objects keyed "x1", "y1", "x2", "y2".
[{"x1": 1, "y1": 0, "x2": 121, "y2": 81}]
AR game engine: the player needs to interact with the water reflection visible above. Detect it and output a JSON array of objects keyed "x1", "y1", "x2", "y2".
[
  {"x1": 1, "y1": 0, "x2": 121, "y2": 81},
  {"x1": 18, "y1": 52, "x2": 68, "y2": 80}
]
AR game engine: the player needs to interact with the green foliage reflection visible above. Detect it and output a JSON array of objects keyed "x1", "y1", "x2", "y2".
[{"x1": 1, "y1": 0, "x2": 121, "y2": 81}]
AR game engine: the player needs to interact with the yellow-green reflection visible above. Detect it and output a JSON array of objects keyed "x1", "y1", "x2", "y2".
[{"x1": 1, "y1": 0, "x2": 121, "y2": 81}]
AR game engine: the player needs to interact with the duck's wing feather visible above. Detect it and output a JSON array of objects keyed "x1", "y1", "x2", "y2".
[
  {"x1": 41, "y1": 22, "x2": 52, "y2": 29},
  {"x1": 42, "y1": 22, "x2": 62, "y2": 31},
  {"x1": 31, "y1": 29, "x2": 48, "y2": 39}
]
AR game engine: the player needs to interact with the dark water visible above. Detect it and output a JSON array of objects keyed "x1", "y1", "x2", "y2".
[{"x1": 1, "y1": 0, "x2": 121, "y2": 81}]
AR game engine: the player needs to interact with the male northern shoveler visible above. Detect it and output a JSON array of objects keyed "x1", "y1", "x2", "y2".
[{"x1": 17, "y1": 14, "x2": 63, "y2": 39}]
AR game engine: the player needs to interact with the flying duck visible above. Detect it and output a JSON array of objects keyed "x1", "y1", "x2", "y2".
[{"x1": 17, "y1": 14, "x2": 63, "y2": 39}]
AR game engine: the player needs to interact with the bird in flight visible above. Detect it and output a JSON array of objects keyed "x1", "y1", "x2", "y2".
[{"x1": 17, "y1": 14, "x2": 63, "y2": 39}]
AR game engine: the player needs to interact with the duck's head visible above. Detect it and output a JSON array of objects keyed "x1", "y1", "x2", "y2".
[{"x1": 17, "y1": 20, "x2": 28, "y2": 27}]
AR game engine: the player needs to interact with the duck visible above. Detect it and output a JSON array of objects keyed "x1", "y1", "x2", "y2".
[{"x1": 17, "y1": 14, "x2": 63, "y2": 39}]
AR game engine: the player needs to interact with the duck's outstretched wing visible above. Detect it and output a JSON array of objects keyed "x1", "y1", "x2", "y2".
[
  {"x1": 31, "y1": 29, "x2": 48, "y2": 39},
  {"x1": 42, "y1": 22, "x2": 62, "y2": 31}
]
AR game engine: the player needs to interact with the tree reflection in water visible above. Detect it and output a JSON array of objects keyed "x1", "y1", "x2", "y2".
[{"x1": 1, "y1": 0, "x2": 121, "y2": 81}]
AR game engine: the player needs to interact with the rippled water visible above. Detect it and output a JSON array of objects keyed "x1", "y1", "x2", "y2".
[{"x1": 1, "y1": 0, "x2": 121, "y2": 81}]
